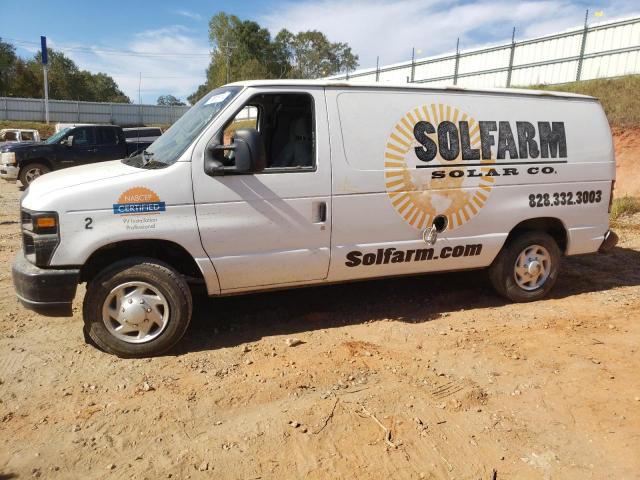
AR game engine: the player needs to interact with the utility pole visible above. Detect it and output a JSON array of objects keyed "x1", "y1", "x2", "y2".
[
  {"x1": 410, "y1": 47, "x2": 415, "y2": 83},
  {"x1": 222, "y1": 41, "x2": 236, "y2": 84},
  {"x1": 453, "y1": 38, "x2": 460, "y2": 85},
  {"x1": 576, "y1": 9, "x2": 589, "y2": 81},
  {"x1": 138, "y1": 72, "x2": 142, "y2": 125},
  {"x1": 506, "y1": 27, "x2": 516, "y2": 88}
]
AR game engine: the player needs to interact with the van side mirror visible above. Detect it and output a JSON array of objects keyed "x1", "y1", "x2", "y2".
[{"x1": 205, "y1": 128, "x2": 266, "y2": 176}]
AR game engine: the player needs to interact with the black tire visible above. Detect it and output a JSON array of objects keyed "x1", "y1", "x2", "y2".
[
  {"x1": 83, "y1": 258, "x2": 192, "y2": 358},
  {"x1": 488, "y1": 231, "x2": 561, "y2": 303},
  {"x1": 19, "y1": 162, "x2": 50, "y2": 186}
]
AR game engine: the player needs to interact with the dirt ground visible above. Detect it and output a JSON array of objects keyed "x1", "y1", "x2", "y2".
[
  {"x1": 613, "y1": 127, "x2": 640, "y2": 198},
  {"x1": 1, "y1": 144, "x2": 639, "y2": 479}
]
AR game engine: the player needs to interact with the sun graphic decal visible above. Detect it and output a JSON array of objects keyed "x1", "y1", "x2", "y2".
[{"x1": 384, "y1": 103, "x2": 497, "y2": 231}]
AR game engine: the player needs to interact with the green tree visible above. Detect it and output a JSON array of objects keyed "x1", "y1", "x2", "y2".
[
  {"x1": 189, "y1": 13, "x2": 286, "y2": 103},
  {"x1": 276, "y1": 30, "x2": 358, "y2": 79},
  {"x1": 10, "y1": 58, "x2": 40, "y2": 98},
  {"x1": 88, "y1": 73, "x2": 131, "y2": 103},
  {"x1": 0, "y1": 40, "x2": 131, "y2": 103},
  {"x1": 189, "y1": 12, "x2": 358, "y2": 103},
  {"x1": 0, "y1": 38, "x2": 18, "y2": 96},
  {"x1": 157, "y1": 94, "x2": 186, "y2": 106}
]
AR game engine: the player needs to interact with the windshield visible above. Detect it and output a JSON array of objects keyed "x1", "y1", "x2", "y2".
[
  {"x1": 46, "y1": 128, "x2": 71, "y2": 144},
  {"x1": 131, "y1": 86, "x2": 242, "y2": 167}
]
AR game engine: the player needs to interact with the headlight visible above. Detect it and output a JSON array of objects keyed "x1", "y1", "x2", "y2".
[
  {"x1": 1, "y1": 152, "x2": 16, "y2": 165},
  {"x1": 21, "y1": 209, "x2": 60, "y2": 266}
]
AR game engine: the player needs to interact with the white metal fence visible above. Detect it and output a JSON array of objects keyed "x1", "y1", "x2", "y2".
[
  {"x1": 0, "y1": 97, "x2": 190, "y2": 125},
  {"x1": 330, "y1": 16, "x2": 640, "y2": 88}
]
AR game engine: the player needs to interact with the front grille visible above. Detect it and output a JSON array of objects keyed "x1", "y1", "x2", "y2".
[
  {"x1": 23, "y1": 232, "x2": 35, "y2": 258},
  {"x1": 21, "y1": 209, "x2": 32, "y2": 231}
]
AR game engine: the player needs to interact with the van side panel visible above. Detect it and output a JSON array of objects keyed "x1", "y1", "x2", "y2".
[{"x1": 326, "y1": 88, "x2": 614, "y2": 282}]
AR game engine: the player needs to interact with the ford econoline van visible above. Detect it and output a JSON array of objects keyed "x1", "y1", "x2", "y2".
[{"x1": 12, "y1": 80, "x2": 617, "y2": 357}]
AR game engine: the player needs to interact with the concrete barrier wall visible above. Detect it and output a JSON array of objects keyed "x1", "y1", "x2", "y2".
[
  {"x1": 0, "y1": 97, "x2": 190, "y2": 125},
  {"x1": 330, "y1": 16, "x2": 640, "y2": 88}
]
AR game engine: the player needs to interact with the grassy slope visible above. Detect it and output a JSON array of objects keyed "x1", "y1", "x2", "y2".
[{"x1": 530, "y1": 75, "x2": 640, "y2": 128}]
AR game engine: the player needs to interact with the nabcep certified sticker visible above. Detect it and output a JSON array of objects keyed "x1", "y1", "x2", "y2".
[{"x1": 113, "y1": 186, "x2": 165, "y2": 215}]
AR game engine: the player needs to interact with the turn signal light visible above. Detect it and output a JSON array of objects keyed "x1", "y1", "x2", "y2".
[{"x1": 35, "y1": 217, "x2": 57, "y2": 229}]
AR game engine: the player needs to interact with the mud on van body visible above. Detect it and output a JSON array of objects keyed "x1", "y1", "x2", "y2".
[{"x1": 12, "y1": 80, "x2": 617, "y2": 357}]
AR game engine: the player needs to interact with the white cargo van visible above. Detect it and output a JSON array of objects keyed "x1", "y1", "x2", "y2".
[{"x1": 12, "y1": 80, "x2": 617, "y2": 357}]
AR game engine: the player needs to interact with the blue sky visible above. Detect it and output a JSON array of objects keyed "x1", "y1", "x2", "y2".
[{"x1": 2, "y1": 0, "x2": 638, "y2": 103}]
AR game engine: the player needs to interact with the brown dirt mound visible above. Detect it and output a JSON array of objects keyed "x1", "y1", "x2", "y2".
[{"x1": 613, "y1": 127, "x2": 640, "y2": 198}]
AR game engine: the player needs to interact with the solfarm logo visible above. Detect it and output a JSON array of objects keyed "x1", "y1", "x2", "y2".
[
  {"x1": 384, "y1": 103, "x2": 567, "y2": 230},
  {"x1": 113, "y1": 187, "x2": 165, "y2": 215},
  {"x1": 384, "y1": 104, "x2": 496, "y2": 230}
]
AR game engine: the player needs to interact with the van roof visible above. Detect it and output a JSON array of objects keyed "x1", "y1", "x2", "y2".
[{"x1": 226, "y1": 79, "x2": 595, "y2": 100}]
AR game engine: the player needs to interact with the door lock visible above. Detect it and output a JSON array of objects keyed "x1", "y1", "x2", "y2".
[{"x1": 422, "y1": 215, "x2": 448, "y2": 245}]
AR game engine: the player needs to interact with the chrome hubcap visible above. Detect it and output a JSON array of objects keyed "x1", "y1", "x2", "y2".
[
  {"x1": 24, "y1": 168, "x2": 42, "y2": 184},
  {"x1": 514, "y1": 244, "x2": 551, "y2": 291},
  {"x1": 102, "y1": 281, "x2": 169, "y2": 343}
]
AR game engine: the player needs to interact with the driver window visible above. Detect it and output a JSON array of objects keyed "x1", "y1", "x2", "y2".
[
  {"x1": 223, "y1": 106, "x2": 258, "y2": 145},
  {"x1": 220, "y1": 106, "x2": 258, "y2": 162},
  {"x1": 218, "y1": 93, "x2": 315, "y2": 171},
  {"x1": 72, "y1": 128, "x2": 95, "y2": 146}
]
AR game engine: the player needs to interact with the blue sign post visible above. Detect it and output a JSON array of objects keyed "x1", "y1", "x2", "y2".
[
  {"x1": 41, "y1": 36, "x2": 49, "y2": 123},
  {"x1": 40, "y1": 36, "x2": 48, "y2": 65}
]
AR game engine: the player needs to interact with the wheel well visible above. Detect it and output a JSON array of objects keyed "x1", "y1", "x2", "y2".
[
  {"x1": 20, "y1": 158, "x2": 53, "y2": 172},
  {"x1": 506, "y1": 217, "x2": 568, "y2": 253},
  {"x1": 80, "y1": 240, "x2": 204, "y2": 284}
]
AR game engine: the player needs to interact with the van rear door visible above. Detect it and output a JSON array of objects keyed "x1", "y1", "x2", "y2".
[{"x1": 192, "y1": 87, "x2": 331, "y2": 292}]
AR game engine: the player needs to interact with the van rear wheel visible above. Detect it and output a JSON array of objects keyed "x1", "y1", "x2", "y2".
[
  {"x1": 83, "y1": 258, "x2": 192, "y2": 357},
  {"x1": 488, "y1": 231, "x2": 561, "y2": 302}
]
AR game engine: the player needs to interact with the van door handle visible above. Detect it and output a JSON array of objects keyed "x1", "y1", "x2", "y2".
[{"x1": 314, "y1": 201, "x2": 327, "y2": 223}]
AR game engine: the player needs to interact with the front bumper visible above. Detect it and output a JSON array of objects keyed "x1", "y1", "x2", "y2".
[
  {"x1": 0, "y1": 164, "x2": 18, "y2": 181},
  {"x1": 599, "y1": 229, "x2": 619, "y2": 253},
  {"x1": 12, "y1": 251, "x2": 80, "y2": 317}
]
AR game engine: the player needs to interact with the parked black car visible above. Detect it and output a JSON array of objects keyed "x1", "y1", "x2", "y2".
[{"x1": 0, "y1": 125, "x2": 156, "y2": 186}]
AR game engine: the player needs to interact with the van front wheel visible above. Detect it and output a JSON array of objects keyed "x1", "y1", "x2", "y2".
[
  {"x1": 83, "y1": 259, "x2": 192, "y2": 357},
  {"x1": 488, "y1": 232, "x2": 561, "y2": 303}
]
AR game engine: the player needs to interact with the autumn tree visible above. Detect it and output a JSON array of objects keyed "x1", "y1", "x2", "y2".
[
  {"x1": 189, "y1": 12, "x2": 358, "y2": 103},
  {"x1": 157, "y1": 94, "x2": 186, "y2": 106}
]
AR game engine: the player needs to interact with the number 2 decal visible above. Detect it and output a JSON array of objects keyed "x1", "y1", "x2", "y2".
[{"x1": 85, "y1": 217, "x2": 93, "y2": 230}]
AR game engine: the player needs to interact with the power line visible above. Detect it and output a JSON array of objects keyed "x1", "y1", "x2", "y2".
[
  {"x1": 0, "y1": 65, "x2": 198, "y2": 79},
  {"x1": 4, "y1": 37, "x2": 212, "y2": 58}
]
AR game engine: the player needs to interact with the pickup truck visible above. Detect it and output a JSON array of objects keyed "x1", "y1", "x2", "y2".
[
  {"x1": 123, "y1": 127, "x2": 162, "y2": 142},
  {"x1": 0, "y1": 125, "x2": 154, "y2": 186},
  {"x1": 0, "y1": 129, "x2": 41, "y2": 146}
]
